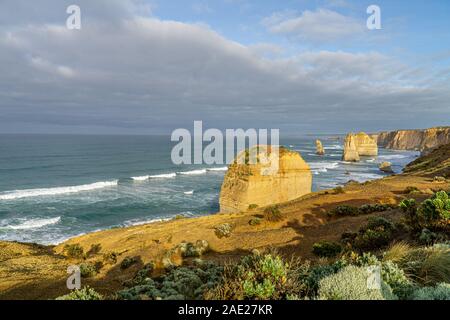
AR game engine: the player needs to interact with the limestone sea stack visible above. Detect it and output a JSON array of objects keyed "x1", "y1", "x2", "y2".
[
  {"x1": 354, "y1": 132, "x2": 378, "y2": 156},
  {"x1": 316, "y1": 140, "x2": 325, "y2": 155},
  {"x1": 379, "y1": 161, "x2": 394, "y2": 173},
  {"x1": 219, "y1": 146, "x2": 312, "y2": 213},
  {"x1": 342, "y1": 134, "x2": 360, "y2": 162}
]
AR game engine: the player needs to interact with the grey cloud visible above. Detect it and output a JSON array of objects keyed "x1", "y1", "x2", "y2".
[{"x1": 0, "y1": 2, "x2": 448, "y2": 134}]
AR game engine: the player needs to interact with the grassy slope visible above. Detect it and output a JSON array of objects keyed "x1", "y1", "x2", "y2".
[{"x1": 0, "y1": 144, "x2": 449, "y2": 300}]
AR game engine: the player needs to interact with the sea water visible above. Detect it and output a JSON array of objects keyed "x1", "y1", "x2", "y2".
[{"x1": 0, "y1": 134, "x2": 419, "y2": 244}]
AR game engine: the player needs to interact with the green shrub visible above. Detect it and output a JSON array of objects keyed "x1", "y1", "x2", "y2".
[
  {"x1": 56, "y1": 286, "x2": 103, "y2": 300},
  {"x1": 206, "y1": 252, "x2": 305, "y2": 300},
  {"x1": 63, "y1": 244, "x2": 84, "y2": 259},
  {"x1": 249, "y1": 217, "x2": 262, "y2": 226},
  {"x1": 418, "y1": 191, "x2": 450, "y2": 225},
  {"x1": 327, "y1": 205, "x2": 358, "y2": 217},
  {"x1": 264, "y1": 206, "x2": 283, "y2": 222},
  {"x1": 121, "y1": 257, "x2": 138, "y2": 270},
  {"x1": 214, "y1": 223, "x2": 234, "y2": 238},
  {"x1": 411, "y1": 283, "x2": 450, "y2": 300},
  {"x1": 358, "y1": 204, "x2": 394, "y2": 215},
  {"x1": 312, "y1": 241, "x2": 342, "y2": 258},
  {"x1": 328, "y1": 204, "x2": 393, "y2": 218},
  {"x1": 318, "y1": 265, "x2": 397, "y2": 300},
  {"x1": 175, "y1": 240, "x2": 210, "y2": 258},
  {"x1": 399, "y1": 198, "x2": 420, "y2": 229},
  {"x1": 79, "y1": 263, "x2": 99, "y2": 278},
  {"x1": 404, "y1": 186, "x2": 420, "y2": 194},
  {"x1": 118, "y1": 261, "x2": 223, "y2": 300},
  {"x1": 302, "y1": 259, "x2": 347, "y2": 297},
  {"x1": 123, "y1": 262, "x2": 155, "y2": 287},
  {"x1": 333, "y1": 186, "x2": 345, "y2": 194},
  {"x1": 419, "y1": 228, "x2": 445, "y2": 245},
  {"x1": 248, "y1": 204, "x2": 259, "y2": 210},
  {"x1": 381, "y1": 261, "x2": 414, "y2": 299},
  {"x1": 352, "y1": 217, "x2": 397, "y2": 251}
]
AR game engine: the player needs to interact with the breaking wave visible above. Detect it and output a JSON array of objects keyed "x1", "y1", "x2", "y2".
[
  {"x1": 0, "y1": 181, "x2": 118, "y2": 200},
  {"x1": 3, "y1": 217, "x2": 61, "y2": 230}
]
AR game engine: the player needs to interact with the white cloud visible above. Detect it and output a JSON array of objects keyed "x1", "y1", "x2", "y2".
[{"x1": 264, "y1": 9, "x2": 366, "y2": 43}]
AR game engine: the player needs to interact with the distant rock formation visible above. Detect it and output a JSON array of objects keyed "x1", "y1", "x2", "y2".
[
  {"x1": 354, "y1": 132, "x2": 378, "y2": 156},
  {"x1": 219, "y1": 146, "x2": 312, "y2": 213},
  {"x1": 379, "y1": 162, "x2": 394, "y2": 173},
  {"x1": 375, "y1": 127, "x2": 450, "y2": 154},
  {"x1": 316, "y1": 140, "x2": 325, "y2": 155},
  {"x1": 342, "y1": 134, "x2": 360, "y2": 162}
]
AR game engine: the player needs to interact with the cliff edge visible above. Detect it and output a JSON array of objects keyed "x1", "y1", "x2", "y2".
[{"x1": 375, "y1": 127, "x2": 450, "y2": 154}]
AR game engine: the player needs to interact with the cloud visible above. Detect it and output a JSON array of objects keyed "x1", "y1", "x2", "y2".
[
  {"x1": 0, "y1": 1, "x2": 448, "y2": 134},
  {"x1": 263, "y1": 9, "x2": 366, "y2": 44}
]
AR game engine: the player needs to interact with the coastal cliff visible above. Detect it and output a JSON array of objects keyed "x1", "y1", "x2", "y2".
[
  {"x1": 219, "y1": 146, "x2": 312, "y2": 213},
  {"x1": 376, "y1": 127, "x2": 450, "y2": 154}
]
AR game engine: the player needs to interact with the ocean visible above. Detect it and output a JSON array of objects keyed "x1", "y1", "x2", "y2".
[{"x1": 0, "y1": 134, "x2": 419, "y2": 245}]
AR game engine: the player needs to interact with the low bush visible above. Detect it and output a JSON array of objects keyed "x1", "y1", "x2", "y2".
[
  {"x1": 118, "y1": 261, "x2": 223, "y2": 300},
  {"x1": 121, "y1": 257, "x2": 138, "y2": 270},
  {"x1": 249, "y1": 217, "x2": 262, "y2": 226},
  {"x1": 327, "y1": 205, "x2": 358, "y2": 217},
  {"x1": 328, "y1": 204, "x2": 393, "y2": 218},
  {"x1": 248, "y1": 204, "x2": 259, "y2": 210},
  {"x1": 56, "y1": 286, "x2": 103, "y2": 300},
  {"x1": 351, "y1": 217, "x2": 397, "y2": 251},
  {"x1": 63, "y1": 244, "x2": 84, "y2": 259},
  {"x1": 404, "y1": 186, "x2": 420, "y2": 194},
  {"x1": 418, "y1": 191, "x2": 450, "y2": 226},
  {"x1": 411, "y1": 283, "x2": 450, "y2": 300},
  {"x1": 206, "y1": 252, "x2": 305, "y2": 300},
  {"x1": 79, "y1": 263, "x2": 99, "y2": 278},
  {"x1": 333, "y1": 186, "x2": 345, "y2": 194},
  {"x1": 214, "y1": 223, "x2": 234, "y2": 238},
  {"x1": 318, "y1": 265, "x2": 397, "y2": 300},
  {"x1": 399, "y1": 199, "x2": 419, "y2": 229},
  {"x1": 312, "y1": 241, "x2": 342, "y2": 258},
  {"x1": 176, "y1": 240, "x2": 210, "y2": 258},
  {"x1": 264, "y1": 206, "x2": 283, "y2": 222}
]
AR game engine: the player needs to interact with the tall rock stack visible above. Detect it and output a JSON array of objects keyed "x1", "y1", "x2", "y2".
[
  {"x1": 342, "y1": 134, "x2": 360, "y2": 162},
  {"x1": 354, "y1": 132, "x2": 378, "y2": 156},
  {"x1": 316, "y1": 140, "x2": 325, "y2": 155},
  {"x1": 219, "y1": 146, "x2": 312, "y2": 213}
]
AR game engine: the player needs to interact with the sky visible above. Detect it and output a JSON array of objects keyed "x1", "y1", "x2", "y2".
[{"x1": 0, "y1": 0, "x2": 449, "y2": 135}]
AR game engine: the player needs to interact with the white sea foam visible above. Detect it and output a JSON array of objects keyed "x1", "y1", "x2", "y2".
[
  {"x1": 178, "y1": 169, "x2": 207, "y2": 175},
  {"x1": 207, "y1": 167, "x2": 228, "y2": 172},
  {"x1": 308, "y1": 161, "x2": 339, "y2": 174},
  {"x1": 0, "y1": 180, "x2": 118, "y2": 200},
  {"x1": 149, "y1": 173, "x2": 177, "y2": 179},
  {"x1": 324, "y1": 144, "x2": 343, "y2": 150},
  {"x1": 131, "y1": 175, "x2": 150, "y2": 181},
  {"x1": 378, "y1": 155, "x2": 409, "y2": 160},
  {"x1": 5, "y1": 217, "x2": 61, "y2": 230}
]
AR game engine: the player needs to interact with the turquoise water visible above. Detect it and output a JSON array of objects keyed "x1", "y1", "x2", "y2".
[{"x1": 0, "y1": 134, "x2": 419, "y2": 244}]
